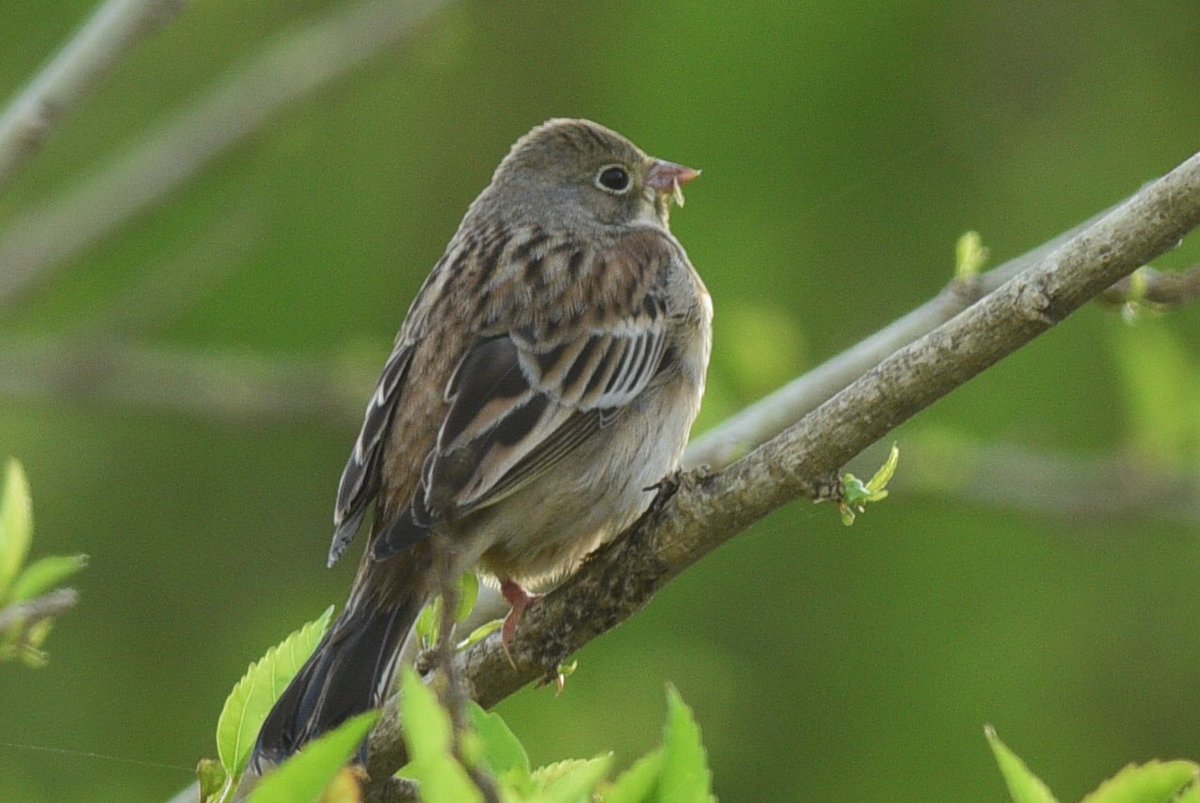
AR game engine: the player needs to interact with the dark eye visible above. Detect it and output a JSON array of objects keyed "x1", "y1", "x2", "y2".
[{"x1": 596, "y1": 165, "x2": 631, "y2": 193}]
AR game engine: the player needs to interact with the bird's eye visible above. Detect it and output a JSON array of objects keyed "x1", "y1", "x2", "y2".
[{"x1": 595, "y1": 165, "x2": 631, "y2": 193}]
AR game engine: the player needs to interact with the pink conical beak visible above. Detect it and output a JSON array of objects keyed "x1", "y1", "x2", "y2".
[
  {"x1": 646, "y1": 160, "x2": 701, "y2": 192},
  {"x1": 646, "y1": 160, "x2": 701, "y2": 207}
]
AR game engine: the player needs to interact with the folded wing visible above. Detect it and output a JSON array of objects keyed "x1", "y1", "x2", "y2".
[{"x1": 371, "y1": 297, "x2": 672, "y2": 561}]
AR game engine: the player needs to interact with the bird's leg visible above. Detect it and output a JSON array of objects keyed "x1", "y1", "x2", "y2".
[{"x1": 500, "y1": 579, "x2": 539, "y2": 666}]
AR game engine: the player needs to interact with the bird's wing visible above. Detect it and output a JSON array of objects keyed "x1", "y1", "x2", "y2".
[
  {"x1": 371, "y1": 231, "x2": 679, "y2": 561},
  {"x1": 327, "y1": 343, "x2": 413, "y2": 566}
]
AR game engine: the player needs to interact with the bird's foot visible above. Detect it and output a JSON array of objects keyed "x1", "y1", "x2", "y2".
[{"x1": 500, "y1": 579, "x2": 540, "y2": 669}]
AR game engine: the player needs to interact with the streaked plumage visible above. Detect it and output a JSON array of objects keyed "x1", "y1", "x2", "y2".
[{"x1": 254, "y1": 118, "x2": 711, "y2": 766}]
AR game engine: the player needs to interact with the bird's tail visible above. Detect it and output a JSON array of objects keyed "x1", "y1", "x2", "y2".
[{"x1": 252, "y1": 552, "x2": 428, "y2": 768}]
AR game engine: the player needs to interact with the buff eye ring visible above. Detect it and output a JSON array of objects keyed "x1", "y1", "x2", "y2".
[{"x1": 595, "y1": 165, "x2": 632, "y2": 193}]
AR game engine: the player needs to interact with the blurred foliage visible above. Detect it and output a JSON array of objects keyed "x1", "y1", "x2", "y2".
[
  {"x1": 395, "y1": 672, "x2": 713, "y2": 803},
  {"x1": 210, "y1": 605, "x2": 334, "y2": 795},
  {"x1": 987, "y1": 727, "x2": 1199, "y2": 803},
  {"x1": 0, "y1": 459, "x2": 86, "y2": 666},
  {"x1": 1, "y1": 2, "x2": 1199, "y2": 802}
]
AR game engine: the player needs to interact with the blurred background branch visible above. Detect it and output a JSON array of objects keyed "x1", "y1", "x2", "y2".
[
  {"x1": 0, "y1": 0, "x2": 185, "y2": 191},
  {"x1": 0, "y1": 0, "x2": 451, "y2": 310},
  {"x1": 896, "y1": 436, "x2": 1200, "y2": 526},
  {"x1": 0, "y1": 338, "x2": 369, "y2": 424}
]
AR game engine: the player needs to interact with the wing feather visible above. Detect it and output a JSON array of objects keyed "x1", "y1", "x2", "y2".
[
  {"x1": 327, "y1": 344, "x2": 413, "y2": 566},
  {"x1": 429, "y1": 307, "x2": 667, "y2": 515}
]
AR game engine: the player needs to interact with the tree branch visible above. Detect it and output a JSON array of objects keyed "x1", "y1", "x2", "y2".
[
  {"x1": 363, "y1": 150, "x2": 1200, "y2": 792},
  {"x1": 0, "y1": 0, "x2": 452, "y2": 310},
  {"x1": 0, "y1": 0, "x2": 185, "y2": 191}
]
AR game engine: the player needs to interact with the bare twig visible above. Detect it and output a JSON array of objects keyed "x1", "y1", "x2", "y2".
[
  {"x1": 0, "y1": 0, "x2": 185, "y2": 191},
  {"x1": 430, "y1": 545, "x2": 502, "y2": 803},
  {"x1": 1098, "y1": 264, "x2": 1200, "y2": 308},
  {"x1": 0, "y1": 0, "x2": 452, "y2": 310},
  {"x1": 0, "y1": 588, "x2": 79, "y2": 636},
  {"x1": 362, "y1": 151, "x2": 1200, "y2": 792}
]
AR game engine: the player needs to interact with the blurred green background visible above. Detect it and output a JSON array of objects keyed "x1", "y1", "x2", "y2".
[{"x1": 2, "y1": 2, "x2": 1199, "y2": 801}]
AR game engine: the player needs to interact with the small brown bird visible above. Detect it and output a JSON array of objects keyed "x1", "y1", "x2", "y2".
[{"x1": 253, "y1": 118, "x2": 711, "y2": 764}]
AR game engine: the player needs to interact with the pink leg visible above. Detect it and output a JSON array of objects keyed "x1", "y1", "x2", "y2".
[{"x1": 500, "y1": 579, "x2": 539, "y2": 665}]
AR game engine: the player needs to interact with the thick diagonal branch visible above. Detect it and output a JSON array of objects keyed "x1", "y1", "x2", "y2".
[{"x1": 364, "y1": 150, "x2": 1200, "y2": 790}]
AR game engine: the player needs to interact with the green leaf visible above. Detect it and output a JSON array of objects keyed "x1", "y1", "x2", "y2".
[
  {"x1": 866, "y1": 443, "x2": 900, "y2": 494},
  {"x1": 217, "y1": 606, "x2": 335, "y2": 781},
  {"x1": 10, "y1": 554, "x2": 88, "y2": 602},
  {"x1": 553, "y1": 659, "x2": 579, "y2": 692},
  {"x1": 529, "y1": 756, "x2": 613, "y2": 803},
  {"x1": 416, "y1": 596, "x2": 442, "y2": 651},
  {"x1": 400, "y1": 668, "x2": 482, "y2": 803},
  {"x1": 318, "y1": 767, "x2": 367, "y2": 803},
  {"x1": 838, "y1": 444, "x2": 900, "y2": 526},
  {"x1": 955, "y1": 230, "x2": 989, "y2": 281},
  {"x1": 18, "y1": 618, "x2": 53, "y2": 667},
  {"x1": 985, "y1": 726, "x2": 1059, "y2": 803},
  {"x1": 248, "y1": 710, "x2": 378, "y2": 803},
  {"x1": 196, "y1": 758, "x2": 228, "y2": 803},
  {"x1": 0, "y1": 459, "x2": 33, "y2": 601},
  {"x1": 459, "y1": 619, "x2": 502, "y2": 650},
  {"x1": 1175, "y1": 780, "x2": 1200, "y2": 803},
  {"x1": 602, "y1": 748, "x2": 663, "y2": 803},
  {"x1": 1080, "y1": 760, "x2": 1198, "y2": 803},
  {"x1": 467, "y1": 702, "x2": 531, "y2": 791},
  {"x1": 659, "y1": 686, "x2": 714, "y2": 803},
  {"x1": 457, "y1": 572, "x2": 479, "y2": 624},
  {"x1": 1110, "y1": 322, "x2": 1197, "y2": 467}
]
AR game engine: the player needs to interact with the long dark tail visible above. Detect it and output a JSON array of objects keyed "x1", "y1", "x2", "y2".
[{"x1": 252, "y1": 555, "x2": 427, "y2": 769}]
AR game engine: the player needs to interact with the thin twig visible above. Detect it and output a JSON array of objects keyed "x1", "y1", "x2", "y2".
[
  {"x1": 0, "y1": 0, "x2": 186, "y2": 191},
  {"x1": 431, "y1": 540, "x2": 502, "y2": 803},
  {"x1": 1098, "y1": 263, "x2": 1200, "y2": 308},
  {"x1": 0, "y1": 0, "x2": 452, "y2": 310},
  {"x1": 362, "y1": 151, "x2": 1200, "y2": 793},
  {"x1": 0, "y1": 588, "x2": 79, "y2": 635}
]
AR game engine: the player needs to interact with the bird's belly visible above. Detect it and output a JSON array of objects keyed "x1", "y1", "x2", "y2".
[{"x1": 473, "y1": 379, "x2": 698, "y2": 588}]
